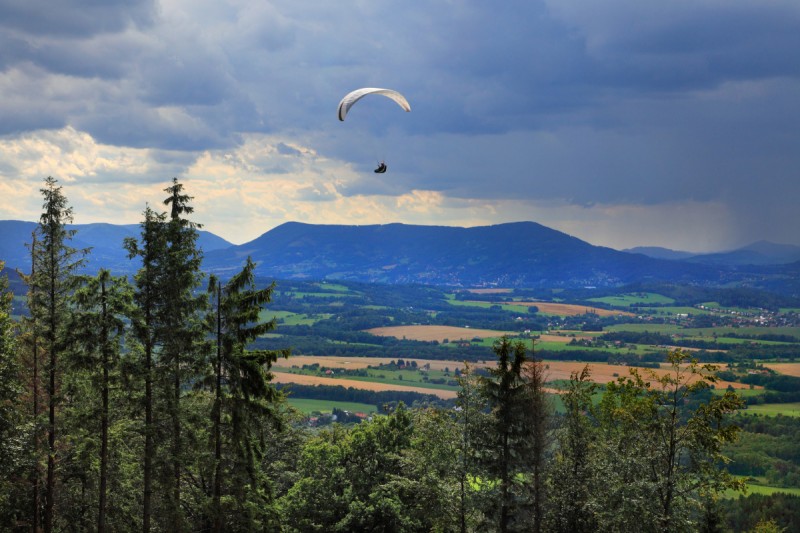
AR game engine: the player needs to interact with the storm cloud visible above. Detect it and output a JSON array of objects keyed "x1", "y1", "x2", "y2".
[{"x1": 0, "y1": 0, "x2": 798, "y2": 251}]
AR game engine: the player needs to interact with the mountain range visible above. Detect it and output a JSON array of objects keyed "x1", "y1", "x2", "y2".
[
  {"x1": 625, "y1": 241, "x2": 800, "y2": 266},
  {"x1": 1, "y1": 219, "x2": 798, "y2": 292}
]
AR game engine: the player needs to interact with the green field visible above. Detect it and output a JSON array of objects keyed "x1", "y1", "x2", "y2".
[
  {"x1": 262, "y1": 310, "x2": 332, "y2": 326},
  {"x1": 286, "y1": 398, "x2": 377, "y2": 414},
  {"x1": 445, "y1": 298, "x2": 531, "y2": 314},
  {"x1": 724, "y1": 477, "x2": 800, "y2": 498},
  {"x1": 604, "y1": 324, "x2": 682, "y2": 334},
  {"x1": 314, "y1": 282, "x2": 353, "y2": 293},
  {"x1": 637, "y1": 306, "x2": 712, "y2": 316},
  {"x1": 282, "y1": 367, "x2": 461, "y2": 392},
  {"x1": 741, "y1": 402, "x2": 800, "y2": 417},
  {"x1": 588, "y1": 293, "x2": 675, "y2": 307}
]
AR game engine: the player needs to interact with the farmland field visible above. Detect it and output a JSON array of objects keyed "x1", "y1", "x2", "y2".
[
  {"x1": 466, "y1": 288, "x2": 512, "y2": 294},
  {"x1": 764, "y1": 363, "x2": 800, "y2": 377},
  {"x1": 742, "y1": 402, "x2": 800, "y2": 417},
  {"x1": 271, "y1": 356, "x2": 751, "y2": 392},
  {"x1": 365, "y1": 325, "x2": 517, "y2": 342},
  {"x1": 513, "y1": 301, "x2": 635, "y2": 317},
  {"x1": 286, "y1": 398, "x2": 377, "y2": 414},
  {"x1": 588, "y1": 293, "x2": 676, "y2": 307},
  {"x1": 446, "y1": 297, "x2": 634, "y2": 317},
  {"x1": 271, "y1": 371, "x2": 459, "y2": 399}
]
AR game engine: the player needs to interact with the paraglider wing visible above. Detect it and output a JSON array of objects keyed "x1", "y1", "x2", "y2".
[{"x1": 338, "y1": 88, "x2": 411, "y2": 121}]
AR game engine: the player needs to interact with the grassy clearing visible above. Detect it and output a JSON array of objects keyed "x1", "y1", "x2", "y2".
[{"x1": 286, "y1": 398, "x2": 377, "y2": 414}]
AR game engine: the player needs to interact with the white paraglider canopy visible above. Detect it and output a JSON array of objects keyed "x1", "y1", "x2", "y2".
[{"x1": 337, "y1": 88, "x2": 411, "y2": 121}]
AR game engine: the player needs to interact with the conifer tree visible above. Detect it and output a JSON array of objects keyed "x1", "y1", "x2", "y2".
[
  {"x1": 124, "y1": 206, "x2": 168, "y2": 533},
  {"x1": 28, "y1": 177, "x2": 86, "y2": 532},
  {"x1": 18, "y1": 233, "x2": 44, "y2": 531},
  {"x1": 205, "y1": 259, "x2": 289, "y2": 531},
  {"x1": 69, "y1": 269, "x2": 133, "y2": 532},
  {"x1": 0, "y1": 261, "x2": 26, "y2": 527},
  {"x1": 160, "y1": 178, "x2": 206, "y2": 531},
  {"x1": 479, "y1": 337, "x2": 549, "y2": 533}
]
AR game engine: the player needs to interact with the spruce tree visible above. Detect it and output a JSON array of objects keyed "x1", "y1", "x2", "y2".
[
  {"x1": 479, "y1": 337, "x2": 549, "y2": 533},
  {"x1": 124, "y1": 206, "x2": 168, "y2": 532},
  {"x1": 69, "y1": 269, "x2": 133, "y2": 532},
  {"x1": 205, "y1": 259, "x2": 289, "y2": 531},
  {"x1": 28, "y1": 177, "x2": 87, "y2": 532},
  {"x1": 160, "y1": 178, "x2": 206, "y2": 531},
  {"x1": 0, "y1": 261, "x2": 26, "y2": 526}
]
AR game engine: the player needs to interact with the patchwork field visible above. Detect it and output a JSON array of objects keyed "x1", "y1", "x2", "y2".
[{"x1": 272, "y1": 356, "x2": 752, "y2": 392}]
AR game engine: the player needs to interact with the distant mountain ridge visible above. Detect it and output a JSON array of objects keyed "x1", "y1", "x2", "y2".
[
  {"x1": 625, "y1": 241, "x2": 800, "y2": 266},
  {"x1": 0, "y1": 220, "x2": 233, "y2": 274},
  {"x1": 1, "y1": 219, "x2": 797, "y2": 291},
  {"x1": 202, "y1": 221, "x2": 718, "y2": 287}
]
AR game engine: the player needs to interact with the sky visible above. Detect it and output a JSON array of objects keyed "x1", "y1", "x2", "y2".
[{"x1": 1, "y1": 0, "x2": 799, "y2": 253}]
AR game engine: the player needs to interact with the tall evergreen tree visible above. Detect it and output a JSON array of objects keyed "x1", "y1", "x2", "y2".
[
  {"x1": 160, "y1": 178, "x2": 206, "y2": 531},
  {"x1": 124, "y1": 205, "x2": 167, "y2": 532},
  {"x1": 204, "y1": 259, "x2": 289, "y2": 531},
  {"x1": 28, "y1": 177, "x2": 87, "y2": 532},
  {"x1": 18, "y1": 233, "x2": 44, "y2": 531},
  {"x1": 0, "y1": 261, "x2": 27, "y2": 527},
  {"x1": 69, "y1": 269, "x2": 133, "y2": 532},
  {"x1": 479, "y1": 337, "x2": 549, "y2": 533}
]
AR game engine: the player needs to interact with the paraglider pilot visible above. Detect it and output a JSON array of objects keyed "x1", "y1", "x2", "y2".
[{"x1": 374, "y1": 161, "x2": 387, "y2": 173}]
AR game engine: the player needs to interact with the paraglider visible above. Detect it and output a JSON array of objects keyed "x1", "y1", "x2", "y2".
[
  {"x1": 338, "y1": 87, "x2": 410, "y2": 173},
  {"x1": 337, "y1": 88, "x2": 411, "y2": 122}
]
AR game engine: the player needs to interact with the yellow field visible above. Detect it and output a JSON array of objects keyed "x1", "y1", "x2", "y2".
[
  {"x1": 510, "y1": 301, "x2": 635, "y2": 317},
  {"x1": 764, "y1": 363, "x2": 800, "y2": 377},
  {"x1": 365, "y1": 325, "x2": 516, "y2": 342}
]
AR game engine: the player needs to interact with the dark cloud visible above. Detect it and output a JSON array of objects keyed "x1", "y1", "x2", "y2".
[
  {"x1": 1, "y1": 0, "x2": 799, "y2": 247},
  {"x1": 0, "y1": 0, "x2": 156, "y2": 38}
]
